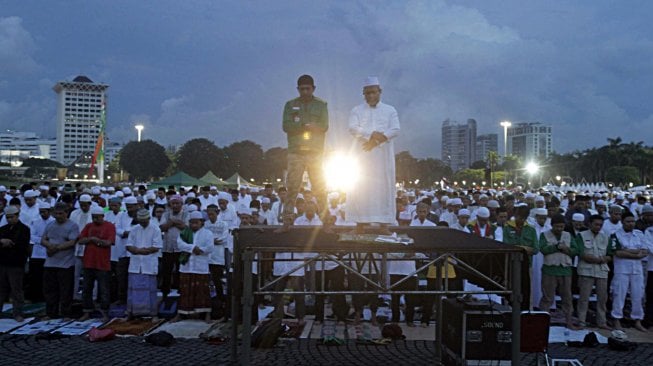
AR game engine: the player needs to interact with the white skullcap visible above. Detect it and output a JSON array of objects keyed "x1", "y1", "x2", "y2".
[
  {"x1": 107, "y1": 187, "x2": 115, "y2": 192},
  {"x1": 363, "y1": 76, "x2": 380, "y2": 87},
  {"x1": 534, "y1": 208, "x2": 548, "y2": 216},
  {"x1": 450, "y1": 198, "x2": 463, "y2": 206},
  {"x1": 616, "y1": 194, "x2": 624, "y2": 200},
  {"x1": 572, "y1": 213, "x2": 585, "y2": 222},
  {"x1": 218, "y1": 192, "x2": 231, "y2": 201},
  {"x1": 210, "y1": 186, "x2": 217, "y2": 190},
  {"x1": 187, "y1": 205, "x2": 197, "y2": 212},
  {"x1": 38, "y1": 202, "x2": 51, "y2": 210},
  {"x1": 0, "y1": 185, "x2": 6, "y2": 192},
  {"x1": 122, "y1": 187, "x2": 132, "y2": 194},
  {"x1": 441, "y1": 195, "x2": 449, "y2": 202},
  {"x1": 146, "y1": 192, "x2": 156, "y2": 200},
  {"x1": 115, "y1": 191, "x2": 124, "y2": 198},
  {"x1": 238, "y1": 207, "x2": 252, "y2": 215},
  {"x1": 189, "y1": 211, "x2": 203, "y2": 220},
  {"x1": 535, "y1": 196, "x2": 545, "y2": 202},
  {"x1": 596, "y1": 199, "x2": 606, "y2": 206},
  {"x1": 91, "y1": 187, "x2": 101, "y2": 195},
  {"x1": 90, "y1": 206, "x2": 105, "y2": 215},
  {"x1": 24, "y1": 190, "x2": 39, "y2": 198},
  {"x1": 186, "y1": 192, "x2": 196, "y2": 198},
  {"x1": 261, "y1": 197, "x2": 271, "y2": 204},
  {"x1": 458, "y1": 209, "x2": 470, "y2": 217},
  {"x1": 476, "y1": 207, "x2": 490, "y2": 218},
  {"x1": 124, "y1": 196, "x2": 138, "y2": 205},
  {"x1": 79, "y1": 194, "x2": 92, "y2": 203},
  {"x1": 250, "y1": 187, "x2": 259, "y2": 193},
  {"x1": 487, "y1": 200, "x2": 500, "y2": 208},
  {"x1": 39, "y1": 185, "x2": 49, "y2": 191}
]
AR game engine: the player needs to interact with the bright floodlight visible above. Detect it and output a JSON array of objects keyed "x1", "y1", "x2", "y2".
[
  {"x1": 500, "y1": 121, "x2": 512, "y2": 128},
  {"x1": 525, "y1": 162, "x2": 539, "y2": 175},
  {"x1": 323, "y1": 152, "x2": 359, "y2": 191},
  {"x1": 135, "y1": 124, "x2": 144, "y2": 142}
]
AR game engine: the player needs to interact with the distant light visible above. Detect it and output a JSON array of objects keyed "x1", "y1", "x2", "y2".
[
  {"x1": 500, "y1": 121, "x2": 512, "y2": 128},
  {"x1": 525, "y1": 162, "x2": 539, "y2": 175}
]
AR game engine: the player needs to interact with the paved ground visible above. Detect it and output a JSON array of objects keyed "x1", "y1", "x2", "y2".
[{"x1": 1, "y1": 334, "x2": 652, "y2": 366}]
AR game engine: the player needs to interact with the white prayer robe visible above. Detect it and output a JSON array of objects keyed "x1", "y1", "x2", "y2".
[{"x1": 347, "y1": 101, "x2": 400, "y2": 224}]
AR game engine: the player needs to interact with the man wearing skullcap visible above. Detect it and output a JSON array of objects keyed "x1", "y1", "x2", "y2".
[
  {"x1": 172, "y1": 211, "x2": 213, "y2": 322},
  {"x1": 159, "y1": 194, "x2": 189, "y2": 300},
  {"x1": 529, "y1": 207, "x2": 552, "y2": 308},
  {"x1": 503, "y1": 205, "x2": 538, "y2": 309},
  {"x1": 125, "y1": 209, "x2": 162, "y2": 320},
  {"x1": 602, "y1": 205, "x2": 623, "y2": 236},
  {"x1": 576, "y1": 215, "x2": 612, "y2": 330},
  {"x1": 539, "y1": 214, "x2": 581, "y2": 329},
  {"x1": 41, "y1": 203, "x2": 79, "y2": 320},
  {"x1": 78, "y1": 207, "x2": 115, "y2": 322},
  {"x1": 26, "y1": 202, "x2": 55, "y2": 302},
  {"x1": 452, "y1": 209, "x2": 471, "y2": 233},
  {"x1": 204, "y1": 204, "x2": 229, "y2": 319},
  {"x1": 347, "y1": 76, "x2": 400, "y2": 235},
  {"x1": 0, "y1": 206, "x2": 31, "y2": 322},
  {"x1": 278, "y1": 74, "x2": 328, "y2": 232},
  {"x1": 21, "y1": 190, "x2": 40, "y2": 225},
  {"x1": 610, "y1": 212, "x2": 648, "y2": 331}
]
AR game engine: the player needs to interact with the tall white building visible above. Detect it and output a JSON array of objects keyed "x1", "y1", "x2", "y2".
[
  {"x1": 53, "y1": 75, "x2": 109, "y2": 165},
  {"x1": 506, "y1": 122, "x2": 552, "y2": 162},
  {"x1": 441, "y1": 118, "x2": 477, "y2": 172},
  {"x1": 0, "y1": 131, "x2": 57, "y2": 166}
]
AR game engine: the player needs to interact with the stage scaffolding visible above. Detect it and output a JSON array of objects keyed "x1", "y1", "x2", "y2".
[{"x1": 230, "y1": 226, "x2": 526, "y2": 365}]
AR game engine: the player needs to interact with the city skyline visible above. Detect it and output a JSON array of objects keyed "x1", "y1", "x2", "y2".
[{"x1": 1, "y1": 1, "x2": 652, "y2": 159}]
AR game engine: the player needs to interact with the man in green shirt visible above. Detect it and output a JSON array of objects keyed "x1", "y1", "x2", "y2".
[
  {"x1": 539, "y1": 214, "x2": 581, "y2": 329},
  {"x1": 278, "y1": 75, "x2": 328, "y2": 231}
]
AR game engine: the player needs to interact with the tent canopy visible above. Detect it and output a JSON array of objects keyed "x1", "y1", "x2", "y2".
[
  {"x1": 150, "y1": 171, "x2": 209, "y2": 188},
  {"x1": 224, "y1": 172, "x2": 262, "y2": 189},
  {"x1": 200, "y1": 171, "x2": 229, "y2": 187}
]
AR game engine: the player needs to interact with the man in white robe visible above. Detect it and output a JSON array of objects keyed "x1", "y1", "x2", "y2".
[{"x1": 347, "y1": 77, "x2": 400, "y2": 234}]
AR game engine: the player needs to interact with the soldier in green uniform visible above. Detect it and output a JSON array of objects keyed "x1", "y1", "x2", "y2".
[{"x1": 278, "y1": 75, "x2": 328, "y2": 231}]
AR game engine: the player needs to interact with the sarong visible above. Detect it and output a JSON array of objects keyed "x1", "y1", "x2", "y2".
[
  {"x1": 126, "y1": 273, "x2": 158, "y2": 316},
  {"x1": 178, "y1": 272, "x2": 211, "y2": 314}
]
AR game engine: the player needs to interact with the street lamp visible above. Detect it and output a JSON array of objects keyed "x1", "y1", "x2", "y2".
[
  {"x1": 525, "y1": 162, "x2": 540, "y2": 188},
  {"x1": 500, "y1": 121, "x2": 512, "y2": 158},
  {"x1": 135, "y1": 124, "x2": 144, "y2": 142}
]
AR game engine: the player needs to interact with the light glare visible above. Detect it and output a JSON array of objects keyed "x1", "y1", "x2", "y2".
[{"x1": 323, "y1": 153, "x2": 359, "y2": 191}]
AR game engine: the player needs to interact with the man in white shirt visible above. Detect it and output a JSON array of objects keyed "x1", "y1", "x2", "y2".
[
  {"x1": 602, "y1": 205, "x2": 623, "y2": 236},
  {"x1": 26, "y1": 202, "x2": 55, "y2": 302},
  {"x1": 204, "y1": 204, "x2": 230, "y2": 319},
  {"x1": 125, "y1": 209, "x2": 162, "y2": 320}
]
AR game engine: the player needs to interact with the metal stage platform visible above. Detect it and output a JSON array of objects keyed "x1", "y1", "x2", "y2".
[{"x1": 229, "y1": 226, "x2": 526, "y2": 365}]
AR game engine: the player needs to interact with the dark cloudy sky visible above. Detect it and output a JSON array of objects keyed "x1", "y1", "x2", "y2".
[{"x1": 1, "y1": 1, "x2": 652, "y2": 158}]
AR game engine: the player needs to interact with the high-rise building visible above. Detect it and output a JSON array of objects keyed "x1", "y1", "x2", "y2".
[
  {"x1": 506, "y1": 122, "x2": 552, "y2": 162},
  {"x1": 441, "y1": 118, "x2": 477, "y2": 172},
  {"x1": 53, "y1": 75, "x2": 109, "y2": 165},
  {"x1": 475, "y1": 133, "x2": 498, "y2": 163},
  {"x1": 0, "y1": 131, "x2": 57, "y2": 166}
]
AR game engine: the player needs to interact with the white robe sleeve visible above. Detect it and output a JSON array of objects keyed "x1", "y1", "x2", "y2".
[
  {"x1": 383, "y1": 106, "x2": 400, "y2": 141},
  {"x1": 348, "y1": 106, "x2": 371, "y2": 141}
]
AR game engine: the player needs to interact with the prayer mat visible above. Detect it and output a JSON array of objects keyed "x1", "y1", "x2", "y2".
[
  {"x1": 101, "y1": 318, "x2": 163, "y2": 336},
  {"x1": 56, "y1": 319, "x2": 105, "y2": 335},
  {"x1": 11, "y1": 319, "x2": 71, "y2": 335},
  {"x1": 319, "y1": 320, "x2": 344, "y2": 345},
  {"x1": 0, "y1": 317, "x2": 35, "y2": 333},
  {"x1": 151, "y1": 319, "x2": 213, "y2": 339},
  {"x1": 2, "y1": 302, "x2": 46, "y2": 318}
]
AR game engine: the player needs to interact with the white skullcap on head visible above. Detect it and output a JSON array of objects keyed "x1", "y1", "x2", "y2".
[
  {"x1": 90, "y1": 206, "x2": 105, "y2": 215},
  {"x1": 363, "y1": 76, "x2": 380, "y2": 87},
  {"x1": 122, "y1": 187, "x2": 132, "y2": 194},
  {"x1": 261, "y1": 197, "x2": 271, "y2": 204},
  {"x1": 91, "y1": 187, "x2": 101, "y2": 195},
  {"x1": 24, "y1": 190, "x2": 39, "y2": 198},
  {"x1": 572, "y1": 213, "x2": 585, "y2": 222},
  {"x1": 476, "y1": 207, "x2": 490, "y2": 218},
  {"x1": 487, "y1": 200, "x2": 500, "y2": 208},
  {"x1": 596, "y1": 199, "x2": 606, "y2": 206},
  {"x1": 189, "y1": 211, "x2": 203, "y2": 220},
  {"x1": 217, "y1": 192, "x2": 230, "y2": 201},
  {"x1": 458, "y1": 209, "x2": 471, "y2": 217},
  {"x1": 187, "y1": 205, "x2": 197, "y2": 212},
  {"x1": 535, "y1": 196, "x2": 545, "y2": 202},
  {"x1": 39, "y1": 185, "x2": 49, "y2": 191},
  {"x1": 534, "y1": 208, "x2": 548, "y2": 216},
  {"x1": 146, "y1": 192, "x2": 156, "y2": 200},
  {"x1": 186, "y1": 192, "x2": 196, "y2": 198},
  {"x1": 441, "y1": 195, "x2": 449, "y2": 202},
  {"x1": 210, "y1": 186, "x2": 217, "y2": 190},
  {"x1": 238, "y1": 207, "x2": 252, "y2": 215},
  {"x1": 124, "y1": 196, "x2": 138, "y2": 205},
  {"x1": 0, "y1": 185, "x2": 6, "y2": 192},
  {"x1": 107, "y1": 187, "x2": 115, "y2": 192},
  {"x1": 38, "y1": 202, "x2": 51, "y2": 210},
  {"x1": 79, "y1": 194, "x2": 92, "y2": 203},
  {"x1": 450, "y1": 198, "x2": 463, "y2": 206},
  {"x1": 115, "y1": 191, "x2": 124, "y2": 198}
]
